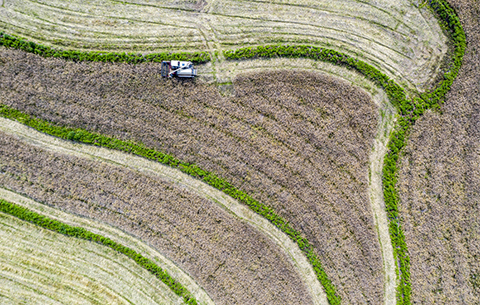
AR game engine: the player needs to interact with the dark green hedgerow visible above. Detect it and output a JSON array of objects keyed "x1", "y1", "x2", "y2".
[
  {"x1": 0, "y1": 32, "x2": 210, "y2": 64},
  {"x1": 0, "y1": 198, "x2": 198, "y2": 305},
  {"x1": 0, "y1": 0, "x2": 464, "y2": 303}
]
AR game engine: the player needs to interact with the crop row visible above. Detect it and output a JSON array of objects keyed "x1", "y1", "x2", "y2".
[
  {"x1": 0, "y1": 198, "x2": 199, "y2": 305},
  {"x1": 0, "y1": 32, "x2": 210, "y2": 64},
  {"x1": 0, "y1": 0, "x2": 464, "y2": 303}
]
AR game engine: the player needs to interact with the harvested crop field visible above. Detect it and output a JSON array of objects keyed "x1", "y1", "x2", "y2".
[
  {"x1": 0, "y1": 131, "x2": 313, "y2": 305},
  {"x1": 0, "y1": 116, "x2": 327, "y2": 305},
  {"x1": 0, "y1": 210, "x2": 185, "y2": 305},
  {"x1": 0, "y1": 48, "x2": 384, "y2": 304},
  {"x1": 0, "y1": 0, "x2": 447, "y2": 88},
  {"x1": 397, "y1": 0, "x2": 480, "y2": 303},
  {"x1": 0, "y1": 186, "x2": 215, "y2": 305}
]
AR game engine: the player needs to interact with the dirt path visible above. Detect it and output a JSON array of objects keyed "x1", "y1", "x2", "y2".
[
  {"x1": 0, "y1": 187, "x2": 215, "y2": 305},
  {"x1": 0, "y1": 117, "x2": 328, "y2": 305},
  {"x1": 368, "y1": 91, "x2": 397, "y2": 305}
]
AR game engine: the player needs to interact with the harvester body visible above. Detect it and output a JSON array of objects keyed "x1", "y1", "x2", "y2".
[{"x1": 161, "y1": 60, "x2": 197, "y2": 78}]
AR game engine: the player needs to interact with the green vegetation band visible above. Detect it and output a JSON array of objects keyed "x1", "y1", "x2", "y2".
[
  {"x1": 0, "y1": 32, "x2": 210, "y2": 64},
  {"x1": 0, "y1": 0, "x2": 464, "y2": 303},
  {"x1": 0, "y1": 198, "x2": 199, "y2": 305}
]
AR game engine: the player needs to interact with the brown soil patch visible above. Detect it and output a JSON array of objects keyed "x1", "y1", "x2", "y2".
[
  {"x1": 0, "y1": 48, "x2": 383, "y2": 303},
  {"x1": 397, "y1": 1, "x2": 480, "y2": 303}
]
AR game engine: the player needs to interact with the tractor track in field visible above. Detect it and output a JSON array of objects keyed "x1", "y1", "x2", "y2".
[{"x1": 0, "y1": 116, "x2": 329, "y2": 305}]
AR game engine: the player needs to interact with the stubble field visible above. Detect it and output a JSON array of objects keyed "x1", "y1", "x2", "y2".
[
  {"x1": 0, "y1": 46, "x2": 383, "y2": 304},
  {"x1": 397, "y1": 0, "x2": 480, "y2": 303},
  {"x1": 0, "y1": 210, "x2": 187, "y2": 305}
]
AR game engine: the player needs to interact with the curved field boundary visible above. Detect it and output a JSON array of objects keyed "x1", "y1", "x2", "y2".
[
  {"x1": 0, "y1": 198, "x2": 200, "y2": 305},
  {"x1": 0, "y1": 187, "x2": 215, "y2": 305},
  {"x1": 198, "y1": 55, "x2": 398, "y2": 305},
  {"x1": 0, "y1": 200, "x2": 187, "y2": 304},
  {"x1": 0, "y1": 117, "x2": 329, "y2": 305},
  {"x1": 0, "y1": 1, "x2": 465, "y2": 303}
]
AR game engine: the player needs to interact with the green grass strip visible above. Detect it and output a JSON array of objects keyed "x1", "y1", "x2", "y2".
[
  {"x1": 0, "y1": 32, "x2": 210, "y2": 64},
  {"x1": 0, "y1": 198, "x2": 199, "y2": 305},
  {"x1": 0, "y1": 0, "x2": 465, "y2": 303}
]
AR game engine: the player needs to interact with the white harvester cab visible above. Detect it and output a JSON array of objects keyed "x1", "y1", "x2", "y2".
[{"x1": 161, "y1": 60, "x2": 197, "y2": 78}]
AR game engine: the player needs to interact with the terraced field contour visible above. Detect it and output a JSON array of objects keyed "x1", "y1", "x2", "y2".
[
  {"x1": 0, "y1": 187, "x2": 215, "y2": 305},
  {"x1": 0, "y1": 204, "x2": 188, "y2": 305}
]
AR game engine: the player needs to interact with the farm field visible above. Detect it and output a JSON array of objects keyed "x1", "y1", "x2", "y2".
[
  {"x1": 0, "y1": 129, "x2": 316, "y2": 305},
  {"x1": 0, "y1": 0, "x2": 448, "y2": 89},
  {"x1": 0, "y1": 0, "x2": 474, "y2": 303},
  {"x1": 0, "y1": 46, "x2": 385, "y2": 304},
  {"x1": 0, "y1": 116, "x2": 327, "y2": 305},
  {"x1": 0, "y1": 186, "x2": 215, "y2": 305},
  {"x1": 0, "y1": 208, "x2": 185, "y2": 305},
  {"x1": 397, "y1": 0, "x2": 480, "y2": 303}
]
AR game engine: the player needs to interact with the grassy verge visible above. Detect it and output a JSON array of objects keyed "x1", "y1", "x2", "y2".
[
  {"x1": 0, "y1": 198, "x2": 199, "y2": 305},
  {"x1": 0, "y1": 0, "x2": 464, "y2": 303},
  {"x1": 0, "y1": 32, "x2": 210, "y2": 64}
]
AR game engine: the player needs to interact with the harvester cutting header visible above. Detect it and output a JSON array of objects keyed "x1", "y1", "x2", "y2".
[{"x1": 161, "y1": 60, "x2": 197, "y2": 78}]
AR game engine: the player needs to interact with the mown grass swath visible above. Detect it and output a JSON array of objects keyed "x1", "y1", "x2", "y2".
[
  {"x1": 0, "y1": 198, "x2": 199, "y2": 305},
  {"x1": 0, "y1": 0, "x2": 465, "y2": 304}
]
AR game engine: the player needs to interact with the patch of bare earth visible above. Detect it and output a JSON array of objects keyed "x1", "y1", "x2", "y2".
[
  {"x1": 0, "y1": 131, "x2": 313, "y2": 305},
  {"x1": 0, "y1": 48, "x2": 384, "y2": 303},
  {"x1": 397, "y1": 0, "x2": 480, "y2": 303}
]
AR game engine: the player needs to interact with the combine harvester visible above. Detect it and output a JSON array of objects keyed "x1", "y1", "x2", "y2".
[{"x1": 161, "y1": 61, "x2": 197, "y2": 78}]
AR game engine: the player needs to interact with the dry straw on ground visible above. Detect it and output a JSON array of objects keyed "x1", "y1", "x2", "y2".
[
  {"x1": 397, "y1": 0, "x2": 480, "y2": 303},
  {"x1": 0, "y1": 49, "x2": 383, "y2": 303},
  {"x1": 0, "y1": 131, "x2": 313, "y2": 305},
  {"x1": 0, "y1": 210, "x2": 185, "y2": 305}
]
